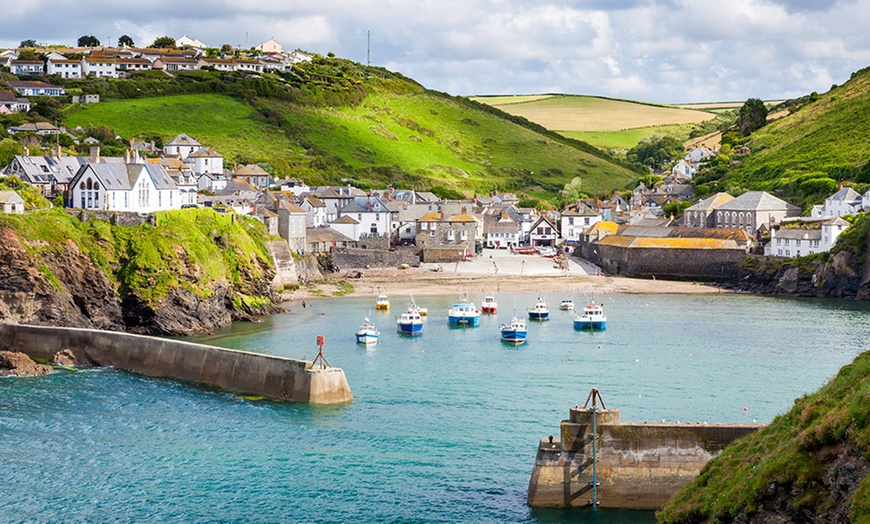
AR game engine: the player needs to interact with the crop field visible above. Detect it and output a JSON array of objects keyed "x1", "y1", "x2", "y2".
[
  {"x1": 560, "y1": 124, "x2": 699, "y2": 151},
  {"x1": 472, "y1": 95, "x2": 716, "y2": 132}
]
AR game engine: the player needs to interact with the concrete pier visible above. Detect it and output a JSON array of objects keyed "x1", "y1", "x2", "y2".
[
  {"x1": 527, "y1": 403, "x2": 762, "y2": 509},
  {"x1": 0, "y1": 323, "x2": 353, "y2": 405}
]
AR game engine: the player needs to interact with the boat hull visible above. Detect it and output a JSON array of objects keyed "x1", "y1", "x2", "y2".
[
  {"x1": 501, "y1": 329, "x2": 528, "y2": 344},
  {"x1": 397, "y1": 322, "x2": 423, "y2": 336},
  {"x1": 376, "y1": 304, "x2": 389, "y2": 311},
  {"x1": 574, "y1": 320, "x2": 606, "y2": 330},
  {"x1": 528, "y1": 312, "x2": 549, "y2": 320},
  {"x1": 356, "y1": 332, "x2": 379, "y2": 344},
  {"x1": 481, "y1": 306, "x2": 497, "y2": 314},
  {"x1": 448, "y1": 315, "x2": 480, "y2": 326}
]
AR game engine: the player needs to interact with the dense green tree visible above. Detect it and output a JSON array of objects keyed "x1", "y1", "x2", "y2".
[
  {"x1": 17, "y1": 48, "x2": 38, "y2": 60},
  {"x1": 626, "y1": 136, "x2": 683, "y2": 171},
  {"x1": 558, "y1": 177, "x2": 587, "y2": 206},
  {"x1": 18, "y1": 39, "x2": 37, "y2": 48},
  {"x1": 150, "y1": 36, "x2": 176, "y2": 49},
  {"x1": 118, "y1": 34, "x2": 135, "y2": 47},
  {"x1": 0, "y1": 138, "x2": 23, "y2": 167},
  {"x1": 77, "y1": 35, "x2": 100, "y2": 47},
  {"x1": 737, "y1": 98, "x2": 768, "y2": 136}
]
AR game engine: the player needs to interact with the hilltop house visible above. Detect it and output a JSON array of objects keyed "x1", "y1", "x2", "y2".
[
  {"x1": 46, "y1": 58, "x2": 83, "y2": 78},
  {"x1": 9, "y1": 81, "x2": 65, "y2": 97},
  {"x1": 811, "y1": 187, "x2": 862, "y2": 218},
  {"x1": 0, "y1": 90, "x2": 30, "y2": 113},
  {"x1": 69, "y1": 161, "x2": 181, "y2": 213}
]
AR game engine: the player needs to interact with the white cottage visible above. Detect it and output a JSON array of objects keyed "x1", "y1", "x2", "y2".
[
  {"x1": 69, "y1": 162, "x2": 181, "y2": 213},
  {"x1": 0, "y1": 190, "x2": 25, "y2": 214}
]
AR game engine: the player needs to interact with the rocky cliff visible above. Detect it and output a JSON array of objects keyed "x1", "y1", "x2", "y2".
[{"x1": 0, "y1": 209, "x2": 281, "y2": 336}]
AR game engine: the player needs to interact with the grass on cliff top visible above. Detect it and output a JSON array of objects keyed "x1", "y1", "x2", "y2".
[
  {"x1": 0, "y1": 207, "x2": 273, "y2": 306},
  {"x1": 657, "y1": 350, "x2": 870, "y2": 523}
]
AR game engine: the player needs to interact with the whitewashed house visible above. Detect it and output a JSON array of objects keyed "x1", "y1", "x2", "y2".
[
  {"x1": 300, "y1": 195, "x2": 327, "y2": 227},
  {"x1": 336, "y1": 195, "x2": 391, "y2": 240},
  {"x1": 560, "y1": 201, "x2": 601, "y2": 245},
  {"x1": 69, "y1": 161, "x2": 181, "y2": 213},
  {"x1": 485, "y1": 209, "x2": 521, "y2": 249},
  {"x1": 46, "y1": 59, "x2": 83, "y2": 78},
  {"x1": 767, "y1": 217, "x2": 850, "y2": 257},
  {"x1": 256, "y1": 37, "x2": 283, "y2": 54},
  {"x1": 81, "y1": 57, "x2": 117, "y2": 78},
  {"x1": 197, "y1": 173, "x2": 228, "y2": 192},
  {"x1": 528, "y1": 215, "x2": 559, "y2": 247},
  {"x1": 0, "y1": 190, "x2": 25, "y2": 214},
  {"x1": 811, "y1": 187, "x2": 862, "y2": 218},
  {"x1": 177, "y1": 35, "x2": 207, "y2": 49},
  {"x1": 671, "y1": 159, "x2": 695, "y2": 179},
  {"x1": 186, "y1": 147, "x2": 224, "y2": 175},
  {"x1": 163, "y1": 134, "x2": 201, "y2": 159}
]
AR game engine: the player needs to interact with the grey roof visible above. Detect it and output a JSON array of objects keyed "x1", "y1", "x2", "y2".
[
  {"x1": 74, "y1": 163, "x2": 177, "y2": 191},
  {"x1": 340, "y1": 195, "x2": 390, "y2": 213},
  {"x1": 4, "y1": 155, "x2": 123, "y2": 185},
  {"x1": 685, "y1": 192, "x2": 735, "y2": 212},
  {"x1": 715, "y1": 191, "x2": 799, "y2": 212},
  {"x1": 775, "y1": 228, "x2": 822, "y2": 240},
  {"x1": 827, "y1": 187, "x2": 861, "y2": 202},
  {"x1": 165, "y1": 133, "x2": 201, "y2": 147},
  {"x1": 0, "y1": 190, "x2": 24, "y2": 204}
]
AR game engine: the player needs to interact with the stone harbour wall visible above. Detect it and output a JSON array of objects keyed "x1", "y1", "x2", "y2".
[
  {"x1": 528, "y1": 407, "x2": 762, "y2": 509},
  {"x1": 0, "y1": 322, "x2": 353, "y2": 405}
]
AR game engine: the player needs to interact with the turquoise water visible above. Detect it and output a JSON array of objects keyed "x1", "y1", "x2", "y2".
[{"x1": 2, "y1": 292, "x2": 869, "y2": 523}]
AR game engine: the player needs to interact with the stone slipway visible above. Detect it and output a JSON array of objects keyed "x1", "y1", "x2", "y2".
[{"x1": 0, "y1": 323, "x2": 353, "y2": 405}]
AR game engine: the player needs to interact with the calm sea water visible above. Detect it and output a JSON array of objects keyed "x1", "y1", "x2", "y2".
[{"x1": 2, "y1": 292, "x2": 869, "y2": 523}]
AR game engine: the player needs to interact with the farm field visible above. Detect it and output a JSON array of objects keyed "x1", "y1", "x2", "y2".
[
  {"x1": 471, "y1": 95, "x2": 717, "y2": 132},
  {"x1": 560, "y1": 124, "x2": 698, "y2": 151}
]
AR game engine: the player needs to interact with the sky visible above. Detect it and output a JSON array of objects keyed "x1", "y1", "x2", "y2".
[{"x1": 4, "y1": 0, "x2": 870, "y2": 103}]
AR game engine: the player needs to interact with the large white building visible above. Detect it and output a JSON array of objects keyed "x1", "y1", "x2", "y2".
[
  {"x1": 69, "y1": 161, "x2": 181, "y2": 213},
  {"x1": 810, "y1": 187, "x2": 863, "y2": 218},
  {"x1": 766, "y1": 217, "x2": 850, "y2": 258}
]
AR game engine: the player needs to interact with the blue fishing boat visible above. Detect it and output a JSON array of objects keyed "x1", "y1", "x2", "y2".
[
  {"x1": 447, "y1": 294, "x2": 480, "y2": 327},
  {"x1": 528, "y1": 296, "x2": 549, "y2": 321},
  {"x1": 500, "y1": 316, "x2": 528, "y2": 344},
  {"x1": 574, "y1": 302, "x2": 607, "y2": 330},
  {"x1": 355, "y1": 317, "x2": 380, "y2": 345},
  {"x1": 396, "y1": 310, "x2": 424, "y2": 336}
]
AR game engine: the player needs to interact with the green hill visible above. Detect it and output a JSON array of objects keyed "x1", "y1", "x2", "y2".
[
  {"x1": 658, "y1": 347, "x2": 870, "y2": 523},
  {"x1": 701, "y1": 67, "x2": 870, "y2": 207},
  {"x1": 60, "y1": 58, "x2": 641, "y2": 200}
]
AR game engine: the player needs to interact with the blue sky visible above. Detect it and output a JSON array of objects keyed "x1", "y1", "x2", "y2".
[{"x1": 4, "y1": 0, "x2": 870, "y2": 103}]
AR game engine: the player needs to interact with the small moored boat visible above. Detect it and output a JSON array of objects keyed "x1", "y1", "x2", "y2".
[
  {"x1": 574, "y1": 303, "x2": 607, "y2": 330},
  {"x1": 447, "y1": 294, "x2": 480, "y2": 327},
  {"x1": 397, "y1": 310, "x2": 423, "y2": 336},
  {"x1": 481, "y1": 295, "x2": 498, "y2": 314},
  {"x1": 559, "y1": 299, "x2": 574, "y2": 311},
  {"x1": 500, "y1": 316, "x2": 528, "y2": 344},
  {"x1": 528, "y1": 296, "x2": 549, "y2": 321},
  {"x1": 355, "y1": 317, "x2": 380, "y2": 345},
  {"x1": 375, "y1": 295, "x2": 390, "y2": 310}
]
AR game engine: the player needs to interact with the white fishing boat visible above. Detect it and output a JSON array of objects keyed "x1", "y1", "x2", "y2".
[
  {"x1": 574, "y1": 302, "x2": 607, "y2": 330},
  {"x1": 500, "y1": 316, "x2": 527, "y2": 344},
  {"x1": 481, "y1": 295, "x2": 498, "y2": 314},
  {"x1": 355, "y1": 317, "x2": 380, "y2": 344},
  {"x1": 528, "y1": 296, "x2": 549, "y2": 320}
]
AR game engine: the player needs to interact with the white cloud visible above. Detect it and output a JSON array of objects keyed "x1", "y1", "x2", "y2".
[{"x1": 2, "y1": 0, "x2": 869, "y2": 102}]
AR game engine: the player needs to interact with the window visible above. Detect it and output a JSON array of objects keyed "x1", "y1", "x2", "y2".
[
  {"x1": 460, "y1": 230, "x2": 467, "y2": 241},
  {"x1": 447, "y1": 230, "x2": 455, "y2": 241}
]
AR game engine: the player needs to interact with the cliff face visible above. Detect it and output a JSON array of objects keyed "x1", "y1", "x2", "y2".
[
  {"x1": 0, "y1": 209, "x2": 280, "y2": 336},
  {"x1": 731, "y1": 250, "x2": 870, "y2": 299}
]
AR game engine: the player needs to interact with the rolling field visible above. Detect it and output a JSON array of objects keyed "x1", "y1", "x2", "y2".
[
  {"x1": 560, "y1": 124, "x2": 699, "y2": 151},
  {"x1": 472, "y1": 95, "x2": 716, "y2": 132}
]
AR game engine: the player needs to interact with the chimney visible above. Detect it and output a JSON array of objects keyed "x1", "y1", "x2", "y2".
[
  {"x1": 23, "y1": 146, "x2": 29, "y2": 156},
  {"x1": 90, "y1": 147, "x2": 100, "y2": 163},
  {"x1": 125, "y1": 149, "x2": 130, "y2": 163},
  {"x1": 54, "y1": 144, "x2": 61, "y2": 158}
]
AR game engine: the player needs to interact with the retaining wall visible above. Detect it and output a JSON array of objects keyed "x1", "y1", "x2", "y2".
[
  {"x1": 0, "y1": 323, "x2": 353, "y2": 405},
  {"x1": 579, "y1": 243, "x2": 746, "y2": 279},
  {"x1": 331, "y1": 247, "x2": 420, "y2": 269},
  {"x1": 528, "y1": 406, "x2": 761, "y2": 509}
]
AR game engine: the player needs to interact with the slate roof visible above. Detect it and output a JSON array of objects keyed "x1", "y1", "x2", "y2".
[
  {"x1": 685, "y1": 192, "x2": 734, "y2": 212},
  {"x1": 75, "y1": 162, "x2": 176, "y2": 191},
  {"x1": 716, "y1": 191, "x2": 799, "y2": 212},
  {"x1": 827, "y1": 187, "x2": 861, "y2": 202},
  {"x1": 0, "y1": 190, "x2": 24, "y2": 204},
  {"x1": 341, "y1": 195, "x2": 390, "y2": 213},
  {"x1": 165, "y1": 133, "x2": 201, "y2": 147}
]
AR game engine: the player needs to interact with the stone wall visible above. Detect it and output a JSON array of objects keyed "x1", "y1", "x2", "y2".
[
  {"x1": 579, "y1": 243, "x2": 747, "y2": 279},
  {"x1": 0, "y1": 322, "x2": 353, "y2": 405},
  {"x1": 527, "y1": 406, "x2": 761, "y2": 509},
  {"x1": 70, "y1": 209, "x2": 157, "y2": 227},
  {"x1": 331, "y1": 247, "x2": 420, "y2": 269}
]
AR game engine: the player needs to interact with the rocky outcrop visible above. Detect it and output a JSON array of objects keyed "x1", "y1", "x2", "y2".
[
  {"x1": 0, "y1": 351, "x2": 52, "y2": 377},
  {"x1": 0, "y1": 224, "x2": 280, "y2": 336}
]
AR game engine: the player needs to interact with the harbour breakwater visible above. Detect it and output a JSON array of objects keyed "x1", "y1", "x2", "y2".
[
  {"x1": 0, "y1": 323, "x2": 353, "y2": 404},
  {"x1": 527, "y1": 395, "x2": 762, "y2": 510}
]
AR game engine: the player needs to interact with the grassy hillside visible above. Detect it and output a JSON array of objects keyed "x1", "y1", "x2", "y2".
[
  {"x1": 707, "y1": 67, "x2": 870, "y2": 204},
  {"x1": 60, "y1": 60, "x2": 641, "y2": 200},
  {"x1": 0, "y1": 206, "x2": 274, "y2": 306},
  {"x1": 472, "y1": 94, "x2": 719, "y2": 151},
  {"x1": 658, "y1": 348, "x2": 870, "y2": 523}
]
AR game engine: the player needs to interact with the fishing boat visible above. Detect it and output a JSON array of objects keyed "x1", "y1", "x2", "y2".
[
  {"x1": 559, "y1": 299, "x2": 574, "y2": 311},
  {"x1": 396, "y1": 310, "x2": 424, "y2": 336},
  {"x1": 447, "y1": 294, "x2": 481, "y2": 326},
  {"x1": 481, "y1": 295, "x2": 498, "y2": 314},
  {"x1": 355, "y1": 317, "x2": 380, "y2": 345},
  {"x1": 528, "y1": 296, "x2": 549, "y2": 320},
  {"x1": 375, "y1": 295, "x2": 390, "y2": 311},
  {"x1": 500, "y1": 316, "x2": 528, "y2": 344},
  {"x1": 574, "y1": 302, "x2": 607, "y2": 330}
]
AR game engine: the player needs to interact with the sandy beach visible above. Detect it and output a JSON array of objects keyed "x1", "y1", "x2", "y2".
[{"x1": 293, "y1": 248, "x2": 726, "y2": 300}]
